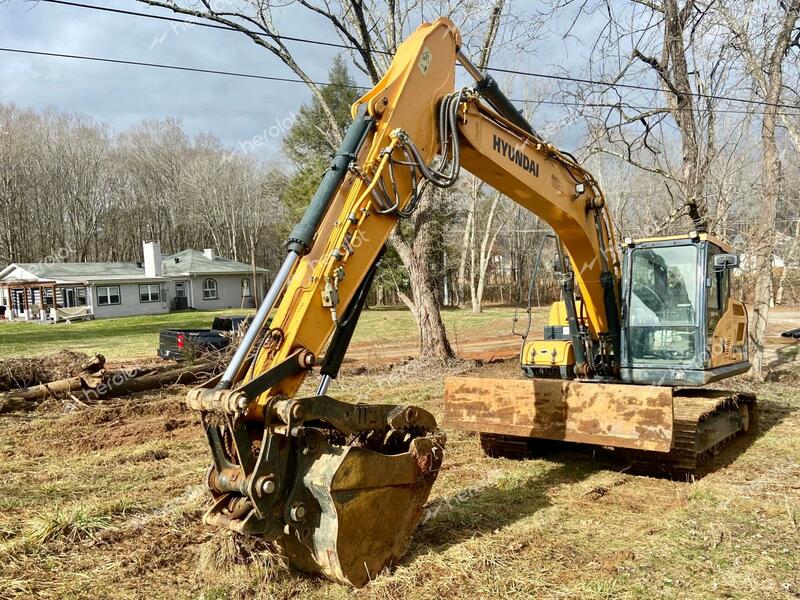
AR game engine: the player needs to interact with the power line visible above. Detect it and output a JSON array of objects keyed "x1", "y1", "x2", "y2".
[
  {"x1": 4, "y1": 47, "x2": 800, "y2": 118},
  {"x1": 40, "y1": 0, "x2": 359, "y2": 52},
  {"x1": 37, "y1": 0, "x2": 800, "y2": 112},
  {"x1": 1, "y1": 47, "x2": 347, "y2": 86}
]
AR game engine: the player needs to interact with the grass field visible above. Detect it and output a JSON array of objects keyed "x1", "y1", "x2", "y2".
[
  {"x1": 0, "y1": 309, "x2": 254, "y2": 360},
  {"x1": 0, "y1": 306, "x2": 524, "y2": 361},
  {"x1": 0, "y1": 307, "x2": 798, "y2": 599},
  {"x1": 0, "y1": 359, "x2": 798, "y2": 599}
]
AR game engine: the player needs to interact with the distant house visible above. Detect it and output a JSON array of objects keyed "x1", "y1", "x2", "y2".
[{"x1": 0, "y1": 242, "x2": 268, "y2": 321}]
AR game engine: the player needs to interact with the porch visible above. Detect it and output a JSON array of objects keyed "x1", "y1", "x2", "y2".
[{"x1": 0, "y1": 279, "x2": 93, "y2": 322}]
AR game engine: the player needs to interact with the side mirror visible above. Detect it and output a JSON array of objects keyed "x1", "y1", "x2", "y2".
[{"x1": 713, "y1": 253, "x2": 739, "y2": 272}]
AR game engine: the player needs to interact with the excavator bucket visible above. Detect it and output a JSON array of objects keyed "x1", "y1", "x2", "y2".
[
  {"x1": 277, "y1": 435, "x2": 443, "y2": 586},
  {"x1": 191, "y1": 386, "x2": 444, "y2": 588}
]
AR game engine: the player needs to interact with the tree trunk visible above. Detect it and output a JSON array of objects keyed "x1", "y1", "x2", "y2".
[
  {"x1": 749, "y1": 242, "x2": 774, "y2": 380},
  {"x1": 457, "y1": 197, "x2": 474, "y2": 308},
  {"x1": 390, "y1": 193, "x2": 455, "y2": 360},
  {"x1": 750, "y1": 98, "x2": 782, "y2": 381},
  {"x1": 472, "y1": 191, "x2": 504, "y2": 313},
  {"x1": 775, "y1": 217, "x2": 800, "y2": 305},
  {"x1": 391, "y1": 231, "x2": 454, "y2": 358},
  {"x1": 376, "y1": 284, "x2": 385, "y2": 307},
  {"x1": 469, "y1": 206, "x2": 478, "y2": 313},
  {"x1": 745, "y1": 0, "x2": 799, "y2": 380},
  {"x1": 409, "y1": 255, "x2": 454, "y2": 358},
  {"x1": 442, "y1": 250, "x2": 450, "y2": 307},
  {"x1": 249, "y1": 236, "x2": 259, "y2": 308}
]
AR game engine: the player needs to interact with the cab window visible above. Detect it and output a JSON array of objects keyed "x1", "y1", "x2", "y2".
[{"x1": 627, "y1": 244, "x2": 699, "y2": 365}]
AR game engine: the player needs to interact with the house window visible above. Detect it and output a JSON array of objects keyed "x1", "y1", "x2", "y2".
[
  {"x1": 202, "y1": 278, "x2": 218, "y2": 300},
  {"x1": 241, "y1": 277, "x2": 251, "y2": 297},
  {"x1": 139, "y1": 283, "x2": 161, "y2": 303},
  {"x1": 97, "y1": 286, "x2": 121, "y2": 306}
]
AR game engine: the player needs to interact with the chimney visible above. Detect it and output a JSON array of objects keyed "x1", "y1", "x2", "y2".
[
  {"x1": 143, "y1": 241, "x2": 162, "y2": 278},
  {"x1": 203, "y1": 248, "x2": 215, "y2": 261}
]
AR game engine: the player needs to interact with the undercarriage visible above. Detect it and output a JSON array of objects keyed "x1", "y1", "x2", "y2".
[{"x1": 477, "y1": 390, "x2": 757, "y2": 476}]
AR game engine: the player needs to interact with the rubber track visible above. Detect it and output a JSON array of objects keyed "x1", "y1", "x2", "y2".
[{"x1": 480, "y1": 433, "x2": 535, "y2": 460}]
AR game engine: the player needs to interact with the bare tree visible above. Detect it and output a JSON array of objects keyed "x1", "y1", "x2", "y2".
[
  {"x1": 459, "y1": 179, "x2": 507, "y2": 313},
  {"x1": 717, "y1": 0, "x2": 800, "y2": 379},
  {"x1": 0, "y1": 103, "x2": 289, "y2": 277},
  {"x1": 452, "y1": 2, "x2": 509, "y2": 313},
  {"x1": 776, "y1": 219, "x2": 800, "y2": 305},
  {"x1": 775, "y1": 145, "x2": 800, "y2": 305},
  {"x1": 0, "y1": 105, "x2": 38, "y2": 263},
  {"x1": 546, "y1": 0, "x2": 741, "y2": 232},
  {"x1": 135, "y1": 0, "x2": 533, "y2": 358}
]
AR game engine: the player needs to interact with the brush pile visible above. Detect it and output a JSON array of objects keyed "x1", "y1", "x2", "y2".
[
  {"x1": 0, "y1": 352, "x2": 220, "y2": 413},
  {"x1": 0, "y1": 350, "x2": 94, "y2": 391}
]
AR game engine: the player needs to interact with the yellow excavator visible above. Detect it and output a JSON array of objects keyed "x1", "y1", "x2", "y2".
[{"x1": 186, "y1": 17, "x2": 756, "y2": 587}]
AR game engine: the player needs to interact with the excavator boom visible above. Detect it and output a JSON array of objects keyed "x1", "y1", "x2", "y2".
[{"x1": 187, "y1": 19, "x2": 465, "y2": 586}]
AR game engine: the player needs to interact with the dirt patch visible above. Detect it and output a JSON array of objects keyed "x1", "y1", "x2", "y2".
[
  {"x1": 340, "y1": 355, "x2": 485, "y2": 378},
  {"x1": 6, "y1": 391, "x2": 201, "y2": 459},
  {"x1": 0, "y1": 350, "x2": 91, "y2": 391},
  {"x1": 346, "y1": 336, "x2": 520, "y2": 367}
]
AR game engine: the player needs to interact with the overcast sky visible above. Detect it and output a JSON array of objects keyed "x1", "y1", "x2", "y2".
[{"x1": 0, "y1": 1, "x2": 604, "y2": 157}]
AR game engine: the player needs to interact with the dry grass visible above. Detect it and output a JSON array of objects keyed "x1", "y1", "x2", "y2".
[
  {"x1": 0, "y1": 338, "x2": 798, "y2": 598},
  {"x1": 24, "y1": 507, "x2": 115, "y2": 546}
]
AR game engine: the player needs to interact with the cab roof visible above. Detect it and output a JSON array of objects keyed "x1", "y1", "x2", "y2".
[{"x1": 630, "y1": 232, "x2": 733, "y2": 253}]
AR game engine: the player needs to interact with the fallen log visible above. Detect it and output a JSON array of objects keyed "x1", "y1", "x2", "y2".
[
  {"x1": 2, "y1": 374, "x2": 103, "y2": 402},
  {"x1": 86, "y1": 361, "x2": 216, "y2": 398},
  {"x1": 0, "y1": 354, "x2": 107, "y2": 412},
  {"x1": 0, "y1": 374, "x2": 102, "y2": 413},
  {"x1": 0, "y1": 360, "x2": 217, "y2": 412}
]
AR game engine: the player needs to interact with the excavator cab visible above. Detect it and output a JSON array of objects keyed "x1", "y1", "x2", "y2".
[
  {"x1": 620, "y1": 233, "x2": 750, "y2": 386},
  {"x1": 520, "y1": 232, "x2": 749, "y2": 386}
]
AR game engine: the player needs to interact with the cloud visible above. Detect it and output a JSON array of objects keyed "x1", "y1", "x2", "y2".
[
  {"x1": 0, "y1": 2, "x2": 593, "y2": 154},
  {"x1": 0, "y1": 1, "x2": 340, "y2": 154}
]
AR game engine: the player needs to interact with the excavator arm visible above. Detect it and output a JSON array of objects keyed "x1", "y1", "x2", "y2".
[
  {"x1": 456, "y1": 91, "x2": 621, "y2": 373},
  {"x1": 186, "y1": 17, "x2": 624, "y2": 586}
]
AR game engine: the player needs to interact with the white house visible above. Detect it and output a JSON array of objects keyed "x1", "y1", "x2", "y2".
[{"x1": 0, "y1": 242, "x2": 268, "y2": 320}]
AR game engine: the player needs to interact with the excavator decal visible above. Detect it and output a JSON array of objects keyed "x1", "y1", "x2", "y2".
[{"x1": 492, "y1": 134, "x2": 540, "y2": 176}]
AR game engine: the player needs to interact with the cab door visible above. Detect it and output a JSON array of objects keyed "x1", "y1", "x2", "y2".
[{"x1": 704, "y1": 244, "x2": 748, "y2": 367}]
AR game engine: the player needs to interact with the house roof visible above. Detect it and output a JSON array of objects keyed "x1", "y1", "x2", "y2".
[
  {"x1": 3, "y1": 262, "x2": 145, "y2": 282},
  {"x1": 162, "y1": 250, "x2": 268, "y2": 276},
  {"x1": 0, "y1": 250, "x2": 268, "y2": 284}
]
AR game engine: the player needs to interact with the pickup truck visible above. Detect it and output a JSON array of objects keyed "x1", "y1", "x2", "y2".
[{"x1": 158, "y1": 316, "x2": 250, "y2": 360}]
